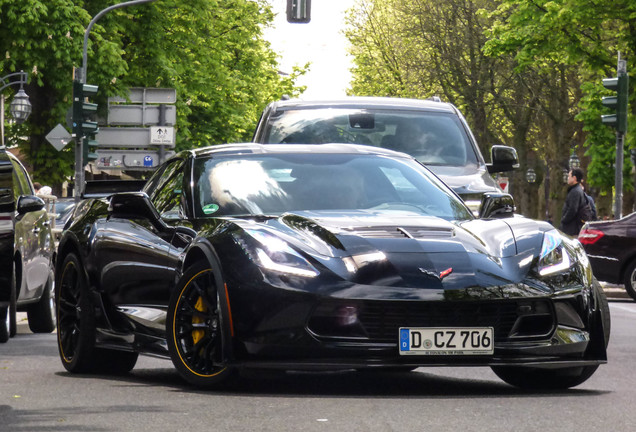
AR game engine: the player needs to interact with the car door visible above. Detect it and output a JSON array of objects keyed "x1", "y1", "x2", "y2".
[
  {"x1": 96, "y1": 158, "x2": 186, "y2": 310},
  {"x1": 11, "y1": 158, "x2": 51, "y2": 302}
]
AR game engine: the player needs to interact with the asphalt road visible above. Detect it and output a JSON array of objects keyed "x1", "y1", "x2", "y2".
[{"x1": 1, "y1": 297, "x2": 635, "y2": 432}]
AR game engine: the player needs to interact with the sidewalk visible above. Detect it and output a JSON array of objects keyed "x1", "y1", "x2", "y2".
[{"x1": 600, "y1": 282, "x2": 631, "y2": 301}]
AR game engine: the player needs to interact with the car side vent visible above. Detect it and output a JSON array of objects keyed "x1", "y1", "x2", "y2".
[{"x1": 400, "y1": 227, "x2": 454, "y2": 239}]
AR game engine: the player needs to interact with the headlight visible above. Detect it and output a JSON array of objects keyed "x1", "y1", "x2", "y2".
[
  {"x1": 244, "y1": 229, "x2": 319, "y2": 278},
  {"x1": 537, "y1": 229, "x2": 573, "y2": 276}
]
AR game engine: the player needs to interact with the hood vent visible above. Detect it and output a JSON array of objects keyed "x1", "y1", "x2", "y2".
[{"x1": 342, "y1": 226, "x2": 454, "y2": 239}]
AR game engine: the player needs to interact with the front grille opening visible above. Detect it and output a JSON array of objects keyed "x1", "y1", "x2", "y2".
[
  {"x1": 509, "y1": 314, "x2": 554, "y2": 338},
  {"x1": 308, "y1": 299, "x2": 555, "y2": 342}
]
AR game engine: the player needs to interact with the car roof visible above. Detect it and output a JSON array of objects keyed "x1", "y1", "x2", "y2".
[
  {"x1": 190, "y1": 143, "x2": 413, "y2": 159},
  {"x1": 267, "y1": 96, "x2": 456, "y2": 113}
]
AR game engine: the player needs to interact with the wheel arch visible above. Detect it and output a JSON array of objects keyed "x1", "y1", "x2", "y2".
[{"x1": 181, "y1": 239, "x2": 234, "y2": 360}]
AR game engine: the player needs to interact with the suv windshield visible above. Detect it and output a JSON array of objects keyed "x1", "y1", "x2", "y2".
[
  {"x1": 261, "y1": 109, "x2": 479, "y2": 167},
  {"x1": 193, "y1": 152, "x2": 472, "y2": 221}
]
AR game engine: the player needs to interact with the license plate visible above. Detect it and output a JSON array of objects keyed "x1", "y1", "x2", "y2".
[{"x1": 399, "y1": 327, "x2": 494, "y2": 355}]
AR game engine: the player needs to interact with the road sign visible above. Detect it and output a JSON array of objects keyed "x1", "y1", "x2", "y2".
[
  {"x1": 106, "y1": 104, "x2": 176, "y2": 126},
  {"x1": 95, "y1": 149, "x2": 175, "y2": 170},
  {"x1": 45, "y1": 124, "x2": 72, "y2": 151},
  {"x1": 109, "y1": 87, "x2": 177, "y2": 104},
  {"x1": 498, "y1": 177, "x2": 509, "y2": 193},
  {"x1": 150, "y1": 126, "x2": 175, "y2": 144},
  {"x1": 97, "y1": 127, "x2": 175, "y2": 148}
]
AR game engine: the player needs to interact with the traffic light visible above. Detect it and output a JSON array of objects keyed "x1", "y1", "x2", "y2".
[
  {"x1": 287, "y1": 0, "x2": 311, "y2": 23},
  {"x1": 601, "y1": 73, "x2": 629, "y2": 133},
  {"x1": 72, "y1": 80, "x2": 99, "y2": 164}
]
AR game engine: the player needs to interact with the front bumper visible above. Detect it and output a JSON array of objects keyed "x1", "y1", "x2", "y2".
[{"x1": 228, "y1": 280, "x2": 606, "y2": 370}]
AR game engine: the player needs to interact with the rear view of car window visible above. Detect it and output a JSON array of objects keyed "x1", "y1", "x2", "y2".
[{"x1": 263, "y1": 108, "x2": 478, "y2": 167}]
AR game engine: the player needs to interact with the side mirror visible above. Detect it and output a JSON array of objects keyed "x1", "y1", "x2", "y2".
[
  {"x1": 108, "y1": 192, "x2": 163, "y2": 228},
  {"x1": 479, "y1": 193, "x2": 515, "y2": 219},
  {"x1": 17, "y1": 195, "x2": 45, "y2": 215},
  {"x1": 487, "y1": 145, "x2": 520, "y2": 173}
]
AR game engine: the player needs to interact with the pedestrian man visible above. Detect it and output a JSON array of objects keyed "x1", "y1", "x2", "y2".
[{"x1": 560, "y1": 167, "x2": 591, "y2": 236}]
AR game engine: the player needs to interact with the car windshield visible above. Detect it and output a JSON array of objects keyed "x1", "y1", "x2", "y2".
[
  {"x1": 261, "y1": 108, "x2": 479, "y2": 167},
  {"x1": 193, "y1": 152, "x2": 472, "y2": 220}
]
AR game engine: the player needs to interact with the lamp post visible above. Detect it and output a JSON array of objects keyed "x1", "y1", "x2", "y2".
[
  {"x1": 1, "y1": 71, "x2": 31, "y2": 146},
  {"x1": 569, "y1": 153, "x2": 580, "y2": 170},
  {"x1": 526, "y1": 168, "x2": 537, "y2": 184}
]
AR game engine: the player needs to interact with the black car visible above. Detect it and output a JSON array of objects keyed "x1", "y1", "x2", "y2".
[
  {"x1": 55, "y1": 143, "x2": 608, "y2": 389},
  {"x1": 0, "y1": 148, "x2": 56, "y2": 342},
  {"x1": 253, "y1": 97, "x2": 519, "y2": 214},
  {"x1": 579, "y1": 213, "x2": 636, "y2": 300}
]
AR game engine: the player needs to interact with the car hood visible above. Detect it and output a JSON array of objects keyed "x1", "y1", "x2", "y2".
[
  {"x1": 230, "y1": 211, "x2": 551, "y2": 290},
  {"x1": 426, "y1": 164, "x2": 500, "y2": 195}
]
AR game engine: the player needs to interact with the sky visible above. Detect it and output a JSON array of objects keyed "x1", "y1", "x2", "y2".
[{"x1": 263, "y1": 0, "x2": 356, "y2": 99}]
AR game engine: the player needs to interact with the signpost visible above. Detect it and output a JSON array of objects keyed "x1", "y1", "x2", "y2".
[{"x1": 95, "y1": 87, "x2": 177, "y2": 171}]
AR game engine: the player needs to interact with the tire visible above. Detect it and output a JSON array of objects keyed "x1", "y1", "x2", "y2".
[
  {"x1": 27, "y1": 269, "x2": 56, "y2": 333},
  {"x1": 492, "y1": 280, "x2": 610, "y2": 390},
  {"x1": 56, "y1": 252, "x2": 98, "y2": 373},
  {"x1": 56, "y1": 252, "x2": 138, "y2": 374},
  {"x1": 55, "y1": 253, "x2": 139, "y2": 374},
  {"x1": 9, "y1": 262, "x2": 17, "y2": 337},
  {"x1": 167, "y1": 262, "x2": 234, "y2": 388},
  {"x1": 491, "y1": 365, "x2": 600, "y2": 390},
  {"x1": 624, "y1": 259, "x2": 636, "y2": 302},
  {"x1": 0, "y1": 305, "x2": 9, "y2": 343}
]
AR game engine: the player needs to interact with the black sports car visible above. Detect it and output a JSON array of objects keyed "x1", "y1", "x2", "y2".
[{"x1": 55, "y1": 143, "x2": 609, "y2": 389}]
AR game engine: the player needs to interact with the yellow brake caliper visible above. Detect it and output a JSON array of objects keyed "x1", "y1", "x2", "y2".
[{"x1": 192, "y1": 296, "x2": 207, "y2": 345}]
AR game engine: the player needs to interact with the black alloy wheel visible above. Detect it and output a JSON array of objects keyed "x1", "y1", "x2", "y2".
[
  {"x1": 56, "y1": 252, "x2": 138, "y2": 374},
  {"x1": 56, "y1": 252, "x2": 98, "y2": 373},
  {"x1": 167, "y1": 262, "x2": 233, "y2": 387}
]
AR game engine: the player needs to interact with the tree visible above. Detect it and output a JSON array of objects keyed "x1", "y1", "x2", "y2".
[
  {"x1": 0, "y1": 0, "x2": 304, "y2": 186},
  {"x1": 484, "y1": 0, "x2": 636, "y2": 215}
]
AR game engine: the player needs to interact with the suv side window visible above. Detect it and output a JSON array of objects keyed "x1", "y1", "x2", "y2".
[{"x1": 148, "y1": 159, "x2": 185, "y2": 218}]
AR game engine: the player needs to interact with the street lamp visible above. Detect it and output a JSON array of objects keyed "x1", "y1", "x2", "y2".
[
  {"x1": 526, "y1": 168, "x2": 537, "y2": 183},
  {"x1": 1, "y1": 70, "x2": 31, "y2": 146},
  {"x1": 569, "y1": 153, "x2": 580, "y2": 170},
  {"x1": 9, "y1": 88, "x2": 32, "y2": 122}
]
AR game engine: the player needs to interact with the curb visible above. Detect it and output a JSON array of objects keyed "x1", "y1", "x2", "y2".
[{"x1": 600, "y1": 283, "x2": 631, "y2": 301}]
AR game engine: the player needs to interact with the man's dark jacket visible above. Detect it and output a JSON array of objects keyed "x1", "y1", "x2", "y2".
[{"x1": 560, "y1": 183, "x2": 587, "y2": 236}]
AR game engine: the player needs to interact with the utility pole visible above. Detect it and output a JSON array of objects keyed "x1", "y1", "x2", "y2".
[{"x1": 601, "y1": 53, "x2": 629, "y2": 219}]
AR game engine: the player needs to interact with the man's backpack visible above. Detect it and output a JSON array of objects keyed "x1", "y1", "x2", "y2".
[{"x1": 578, "y1": 200, "x2": 594, "y2": 223}]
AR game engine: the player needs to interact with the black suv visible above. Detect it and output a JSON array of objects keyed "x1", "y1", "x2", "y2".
[
  {"x1": 0, "y1": 148, "x2": 56, "y2": 342},
  {"x1": 253, "y1": 97, "x2": 518, "y2": 214}
]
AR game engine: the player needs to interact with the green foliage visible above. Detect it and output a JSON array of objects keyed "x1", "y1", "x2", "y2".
[
  {"x1": 484, "y1": 0, "x2": 636, "y2": 205},
  {"x1": 0, "y1": 0, "x2": 304, "y2": 186}
]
